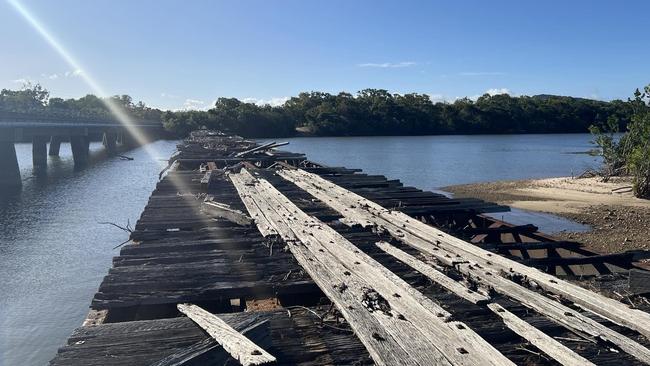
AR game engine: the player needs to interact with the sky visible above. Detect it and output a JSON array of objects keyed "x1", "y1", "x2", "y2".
[{"x1": 1, "y1": 0, "x2": 649, "y2": 110}]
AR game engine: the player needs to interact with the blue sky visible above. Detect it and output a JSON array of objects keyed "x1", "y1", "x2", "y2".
[{"x1": 1, "y1": 0, "x2": 648, "y2": 110}]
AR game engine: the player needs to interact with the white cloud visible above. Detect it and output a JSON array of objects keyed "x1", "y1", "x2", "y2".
[
  {"x1": 65, "y1": 69, "x2": 83, "y2": 77},
  {"x1": 485, "y1": 88, "x2": 510, "y2": 95},
  {"x1": 41, "y1": 73, "x2": 59, "y2": 80},
  {"x1": 242, "y1": 96, "x2": 290, "y2": 107},
  {"x1": 458, "y1": 71, "x2": 505, "y2": 76},
  {"x1": 427, "y1": 93, "x2": 451, "y2": 103},
  {"x1": 182, "y1": 98, "x2": 206, "y2": 110},
  {"x1": 357, "y1": 61, "x2": 417, "y2": 68},
  {"x1": 161, "y1": 92, "x2": 180, "y2": 99},
  {"x1": 12, "y1": 78, "x2": 33, "y2": 85},
  {"x1": 468, "y1": 88, "x2": 512, "y2": 101}
]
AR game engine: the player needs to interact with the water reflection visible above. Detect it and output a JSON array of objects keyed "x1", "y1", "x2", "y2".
[{"x1": 0, "y1": 140, "x2": 178, "y2": 366}]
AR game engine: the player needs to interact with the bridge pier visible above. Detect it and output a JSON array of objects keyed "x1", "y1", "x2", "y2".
[
  {"x1": 49, "y1": 136, "x2": 63, "y2": 156},
  {"x1": 70, "y1": 135, "x2": 90, "y2": 167},
  {"x1": 32, "y1": 135, "x2": 49, "y2": 173},
  {"x1": 0, "y1": 134, "x2": 22, "y2": 188},
  {"x1": 102, "y1": 131, "x2": 117, "y2": 155}
]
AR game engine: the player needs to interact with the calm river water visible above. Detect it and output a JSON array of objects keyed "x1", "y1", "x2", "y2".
[{"x1": 1, "y1": 133, "x2": 599, "y2": 365}]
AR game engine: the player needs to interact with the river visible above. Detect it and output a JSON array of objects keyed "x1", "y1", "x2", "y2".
[{"x1": 0, "y1": 133, "x2": 599, "y2": 365}]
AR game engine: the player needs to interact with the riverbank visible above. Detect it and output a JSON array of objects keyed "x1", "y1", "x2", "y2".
[{"x1": 443, "y1": 176, "x2": 650, "y2": 254}]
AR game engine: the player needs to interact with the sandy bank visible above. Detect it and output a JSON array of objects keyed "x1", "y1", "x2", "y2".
[{"x1": 443, "y1": 176, "x2": 650, "y2": 253}]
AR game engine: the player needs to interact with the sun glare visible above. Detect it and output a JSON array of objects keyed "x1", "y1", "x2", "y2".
[{"x1": 7, "y1": 0, "x2": 158, "y2": 160}]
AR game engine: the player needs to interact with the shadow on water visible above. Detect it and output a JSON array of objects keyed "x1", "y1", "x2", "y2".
[{"x1": 0, "y1": 140, "x2": 179, "y2": 366}]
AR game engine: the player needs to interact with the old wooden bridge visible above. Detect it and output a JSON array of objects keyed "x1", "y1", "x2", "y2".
[{"x1": 50, "y1": 130, "x2": 650, "y2": 365}]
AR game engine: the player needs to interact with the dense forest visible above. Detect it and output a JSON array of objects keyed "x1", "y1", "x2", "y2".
[
  {"x1": 162, "y1": 90, "x2": 635, "y2": 138},
  {"x1": 0, "y1": 84, "x2": 640, "y2": 138}
]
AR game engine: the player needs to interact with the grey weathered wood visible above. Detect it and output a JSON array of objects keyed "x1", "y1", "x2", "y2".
[
  {"x1": 280, "y1": 168, "x2": 650, "y2": 335},
  {"x1": 278, "y1": 168, "x2": 650, "y2": 363},
  {"x1": 487, "y1": 303, "x2": 594, "y2": 366},
  {"x1": 230, "y1": 169, "x2": 514, "y2": 366},
  {"x1": 177, "y1": 303, "x2": 276, "y2": 366},
  {"x1": 150, "y1": 319, "x2": 270, "y2": 366},
  {"x1": 201, "y1": 200, "x2": 252, "y2": 226},
  {"x1": 82, "y1": 309, "x2": 108, "y2": 327},
  {"x1": 375, "y1": 241, "x2": 489, "y2": 304},
  {"x1": 230, "y1": 170, "x2": 436, "y2": 366}
]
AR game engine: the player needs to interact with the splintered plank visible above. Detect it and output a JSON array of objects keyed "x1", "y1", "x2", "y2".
[
  {"x1": 230, "y1": 169, "x2": 514, "y2": 366},
  {"x1": 279, "y1": 168, "x2": 650, "y2": 331},
  {"x1": 487, "y1": 303, "x2": 595, "y2": 366},
  {"x1": 375, "y1": 241, "x2": 595, "y2": 365},
  {"x1": 278, "y1": 168, "x2": 650, "y2": 363},
  {"x1": 375, "y1": 241, "x2": 489, "y2": 304},
  {"x1": 177, "y1": 304, "x2": 275, "y2": 366},
  {"x1": 201, "y1": 200, "x2": 252, "y2": 226},
  {"x1": 151, "y1": 320, "x2": 269, "y2": 366},
  {"x1": 230, "y1": 171, "x2": 433, "y2": 366}
]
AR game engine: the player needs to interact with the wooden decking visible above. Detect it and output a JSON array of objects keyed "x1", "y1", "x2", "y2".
[{"x1": 50, "y1": 130, "x2": 650, "y2": 365}]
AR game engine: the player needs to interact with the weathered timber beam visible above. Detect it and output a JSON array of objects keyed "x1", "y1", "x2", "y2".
[
  {"x1": 277, "y1": 168, "x2": 650, "y2": 363},
  {"x1": 177, "y1": 304, "x2": 275, "y2": 366},
  {"x1": 201, "y1": 200, "x2": 252, "y2": 226},
  {"x1": 154, "y1": 311, "x2": 271, "y2": 366},
  {"x1": 230, "y1": 169, "x2": 514, "y2": 366},
  {"x1": 487, "y1": 303, "x2": 595, "y2": 366},
  {"x1": 462, "y1": 224, "x2": 538, "y2": 234},
  {"x1": 480, "y1": 241, "x2": 582, "y2": 251},
  {"x1": 375, "y1": 241, "x2": 489, "y2": 304},
  {"x1": 375, "y1": 240, "x2": 594, "y2": 365}
]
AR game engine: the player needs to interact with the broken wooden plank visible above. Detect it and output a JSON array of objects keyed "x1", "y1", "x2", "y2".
[
  {"x1": 234, "y1": 141, "x2": 289, "y2": 158},
  {"x1": 375, "y1": 241, "x2": 489, "y2": 304},
  {"x1": 177, "y1": 303, "x2": 276, "y2": 366},
  {"x1": 374, "y1": 240, "x2": 595, "y2": 365},
  {"x1": 201, "y1": 200, "x2": 252, "y2": 226},
  {"x1": 278, "y1": 168, "x2": 650, "y2": 363},
  {"x1": 231, "y1": 169, "x2": 515, "y2": 366},
  {"x1": 279, "y1": 168, "x2": 650, "y2": 340},
  {"x1": 151, "y1": 318, "x2": 270, "y2": 366},
  {"x1": 82, "y1": 309, "x2": 108, "y2": 327},
  {"x1": 230, "y1": 170, "x2": 440, "y2": 366},
  {"x1": 487, "y1": 303, "x2": 594, "y2": 366}
]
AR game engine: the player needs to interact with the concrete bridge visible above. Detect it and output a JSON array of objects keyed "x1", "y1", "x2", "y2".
[{"x1": 0, "y1": 112, "x2": 163, "y2": 188}]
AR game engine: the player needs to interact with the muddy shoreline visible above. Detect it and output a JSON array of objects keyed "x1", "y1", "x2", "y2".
[{"x1": 443, "y1": 177, "x2": 650, "y2": 254}]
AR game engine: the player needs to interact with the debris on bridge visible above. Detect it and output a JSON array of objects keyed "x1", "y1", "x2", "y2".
[{"x1": 50, "y1": 130, "x2": 650, "y2": 366}]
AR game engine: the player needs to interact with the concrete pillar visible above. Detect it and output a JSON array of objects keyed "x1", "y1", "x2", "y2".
[
  {"x1": 102, "y1": 131, "x2": 117, "y2": 155},
  {"x1": 120, "y1": 130, "x2": 138, "y2": 148},
  {"x1": 70, "y1": 135, "x2": 90, "y2": 167},
  {"x1": 0, "y1": 140, "x2": 22, "y2": 188},
  {"x1": 49, "y1": 136, "x2": 63, "y2": 156},
  {"x1": 32, "y1": 135, "x2": 48, "y2": 173}
]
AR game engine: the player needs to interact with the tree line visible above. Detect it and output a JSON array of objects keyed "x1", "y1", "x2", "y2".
[
  {"x1": 0, "y1": 84, "x2": 162, "y2": 122},
  {"x1": 1, "y1": 84, "x2": 642, "y2": 138},
  {"x1": 163, "y1": 90, "x2": 636, "y2": 138}
]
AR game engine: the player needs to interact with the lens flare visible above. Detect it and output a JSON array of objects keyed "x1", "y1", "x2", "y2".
[
  {"x1": 8, "y1": 0, "x2": 214, "y2": 237},
  {"x1": 7, "y1": 0, "x2": 157, "y2": 160}
]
